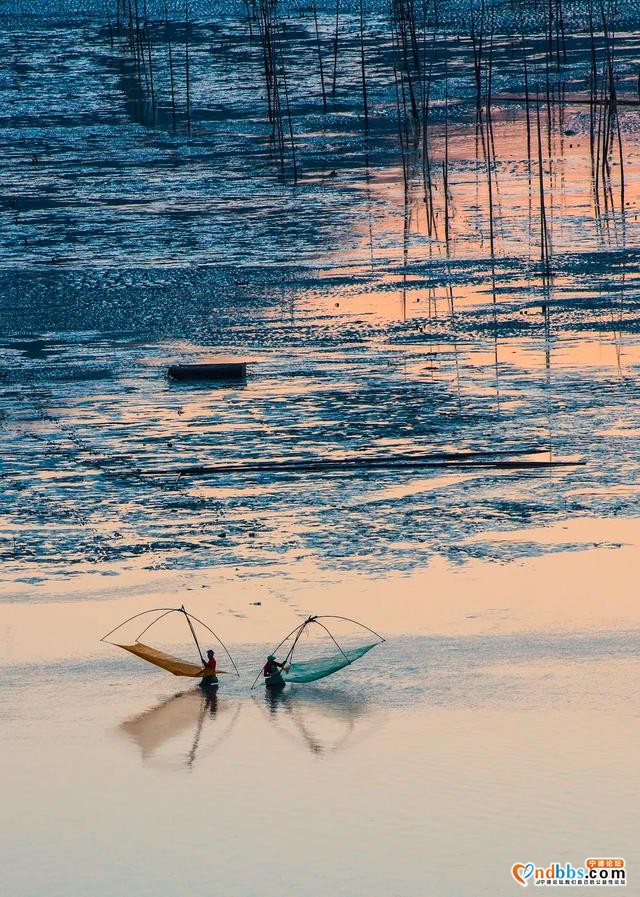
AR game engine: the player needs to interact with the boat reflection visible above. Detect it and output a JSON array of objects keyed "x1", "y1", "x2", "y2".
[
  {"x1": 118, "y1": 688, "x2": 241, "y2": 770},
  {"x1": 260, "y1": 685, "x2": 382, "y2": 757}
]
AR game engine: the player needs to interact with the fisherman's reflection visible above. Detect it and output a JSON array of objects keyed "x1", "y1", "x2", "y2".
[
  {"x1": 261, "y1": 685, "x2": 381, "y2": 757},
  {"x1": 118, "y1": 688, "x2": 240, "y2": 770},
  {"x1": 203, "y1": 686, "x2": 219, "y2": 716},
  {"x1": 265, "y1": 681, "x2": 288, "y2": 714}
]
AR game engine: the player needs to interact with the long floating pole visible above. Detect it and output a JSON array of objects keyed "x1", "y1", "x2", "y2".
[
  {"x1": 138, "y1": 455, "x2": 584, "y2": 479},
  {"x1": 87, "y1": 447, "x2": 573, "y2": 478}
]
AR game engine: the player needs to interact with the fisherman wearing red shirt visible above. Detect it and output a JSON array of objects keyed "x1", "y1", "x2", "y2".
[{"x1": 200, "y1": 649, "x2": 218, "y2": 687}]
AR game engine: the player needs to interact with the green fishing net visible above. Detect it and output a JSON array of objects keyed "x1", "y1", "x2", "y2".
[{"x1": 284, "y1": 643, "x2": 379, "y2": 683}]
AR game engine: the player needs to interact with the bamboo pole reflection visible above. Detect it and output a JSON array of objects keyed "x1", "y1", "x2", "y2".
[
  {"x1": 256, "y1": 685, "x2": 383, "y2": 758},
  {"x1": 118, "y1": 689, "x2": 241, "y2": 770}
]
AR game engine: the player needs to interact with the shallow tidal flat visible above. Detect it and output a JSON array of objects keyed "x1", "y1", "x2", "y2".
[{"x1": 1, "y1": 2, "x2": 640, "y2": 895}]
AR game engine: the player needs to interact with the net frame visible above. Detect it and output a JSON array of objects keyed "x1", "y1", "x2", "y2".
[
  {"x1": 100, "y1": 605, "x2": 240, "y2": 677},
  {"x1": 249, "y1": 615, "x2": 385, "y2": 689}
]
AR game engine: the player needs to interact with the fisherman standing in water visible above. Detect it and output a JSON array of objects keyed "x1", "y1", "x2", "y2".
[
  {"x1": 263, "y1": 654, "x2": 286, "y2": 687},
  {"x1": 200, "y1": 649, "x2": 218, "y2": 687}
]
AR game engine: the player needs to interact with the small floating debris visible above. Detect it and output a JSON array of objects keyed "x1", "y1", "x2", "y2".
[{"x1": 168, "y1": 361, "x2": 247, "y2": 382}]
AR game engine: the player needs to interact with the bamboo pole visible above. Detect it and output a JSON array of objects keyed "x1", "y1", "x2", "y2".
[
  {"x1": 182, "y1": 604, "x2": 205, "y2": 665},
  {"x1": 185, "y1": 0, "x2": 191, "y2": 137},
  {"x1": 311, "y1": 0, "x2": 327, "y2": 112},
  {"x1": 359, "y1": 0, "x2": 369, "y2": 138}
]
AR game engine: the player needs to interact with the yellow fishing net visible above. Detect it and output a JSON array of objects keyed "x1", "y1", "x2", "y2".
[{"x1": 117, "y1": 642, "x2": 209, "y2": 677}]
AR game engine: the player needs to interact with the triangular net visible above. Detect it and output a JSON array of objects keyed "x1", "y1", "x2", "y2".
[
  {"x1": 116, "y1": 643, "x2": 208, "y2": 677},
  {"x1": 284, "y1": 642, "x2": 379, "y2": 683},
  {"x1": 101, "y1": 606, "x2": 239, "y2": 680}
]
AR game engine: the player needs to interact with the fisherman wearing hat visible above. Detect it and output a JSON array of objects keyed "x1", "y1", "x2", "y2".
[{"x1": 263, "y1": 654, "x2": 287, "y2": 687}]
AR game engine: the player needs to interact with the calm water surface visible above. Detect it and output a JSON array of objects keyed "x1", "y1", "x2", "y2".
[
  {"x1": 1, "y1": 647, "x2": 639, "y2": 897},
  {"x1": 1, "y1": 2, "x2": 640, "y2": 894}
]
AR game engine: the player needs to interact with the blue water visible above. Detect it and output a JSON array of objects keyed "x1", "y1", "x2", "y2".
[{"x1": 1, "y1": 8, "x2": 640, "y2": 892}]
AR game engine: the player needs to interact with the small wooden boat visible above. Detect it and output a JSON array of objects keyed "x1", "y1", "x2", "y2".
[{"x1": 167, "y1": 362, "x2": 247, "y2": 382}]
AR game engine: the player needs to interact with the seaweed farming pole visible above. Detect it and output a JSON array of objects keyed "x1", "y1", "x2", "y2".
[
  {"x1": 520, "y1": 14, "x2": 531, "y2": 163},
  {"x1": 112, "y1": 0, "x2": 157, "y2": 110},
  {"x1": 244, "y1": 0, "x2": 255, "y2": 42},
  {"x1": 588, "y1": 1, "x2": 597, "y2": 177},
  {"x1": 106, "y1": 2, "x2": 114, "y2": 49},
  {"x1": 390, "y1": 12, "x2": 410, "y2": 193},
  {"x1": 134, "y1": 0, "x2": 149, "y2": 91},
  {"x1": 485, "y1": 4, "x2": 496, "y2": 261},
  {"x1": 557, "y1": 0, "x2": 567, "y2": 64},
  {"x1": 485, "y1": 0, "x2": 494, "y2": 118},
  {"x1": 547, "y1": 0, "x2": 556, "y2": 72},
  {"x1": 391, "y1": 0, "x2": 420, "y2": 126},
  {"x1": 535, "y1": 91, "x2": 551, "y2": 276},
  {"x1": 544, "y1": 0, "x2": 552, "y2": 157},
  {"x1": 258, "y1": 0, "x2": 275, "y2": 127},
  {"x1": 392, "y1": 55, "x2": 409, "y2": 193},
  {"x1": 165, "y1": 2, "x2": 177, "y2": 129},
  {"x1": 594, "y1": 56, "x2": 607, "y2": 201},
  {"x1": 359, "y1": 0, "x2": 369, "y2": 139},
  {"x1": 131, "y1": 0, "x2": 143, "y2": 84},
  {"x1": 256, "y1": 0, "x2": 296, "y2": 178},
  {"x1": 615, "y1": 85, "x2": 625, "y2": 211},
  {"x1": 275, "y1": 16, "x2": 298, "y2": 181},
  {"x1": 601, "y1": 1, "x2": 625, "y2": 209},
  {"x1": 143, "y1": 0, "x2": 156, "y2": 114},
  {"x1": 184, "y1": 0, "x2": 192, "y2": 137},
  {"x1": 331, "y1": 0, "x2": 340, "y2": 95},
  {"x1": 311, "y1": 0, "x2": 327, "y2": 112},
  {"x1": 127, "y1": 0, "x2": 136, "y2": 61},
  {"x1": 420, "y1": 0, "x2": 431, "y2": 236},
  {"x1": 443, "y1": 46, "x2": 450, "y2": 251},
  {"x1": 602, "y1": 3, "x2": 614, "y2": 176},
  {"x1": 603, "y1": 8, "x2": 617, "y2": 196},
  {"x1": 419, "y1": 0, "x2": 435, "y2": 236},
  {"x1": 469, "y1": 0, "x2": 485, "y2": 126}
]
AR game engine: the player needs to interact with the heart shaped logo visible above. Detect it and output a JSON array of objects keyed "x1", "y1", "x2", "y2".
[{"x1": 512, "y1": 862, "x2": 535, "y2": 886}]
